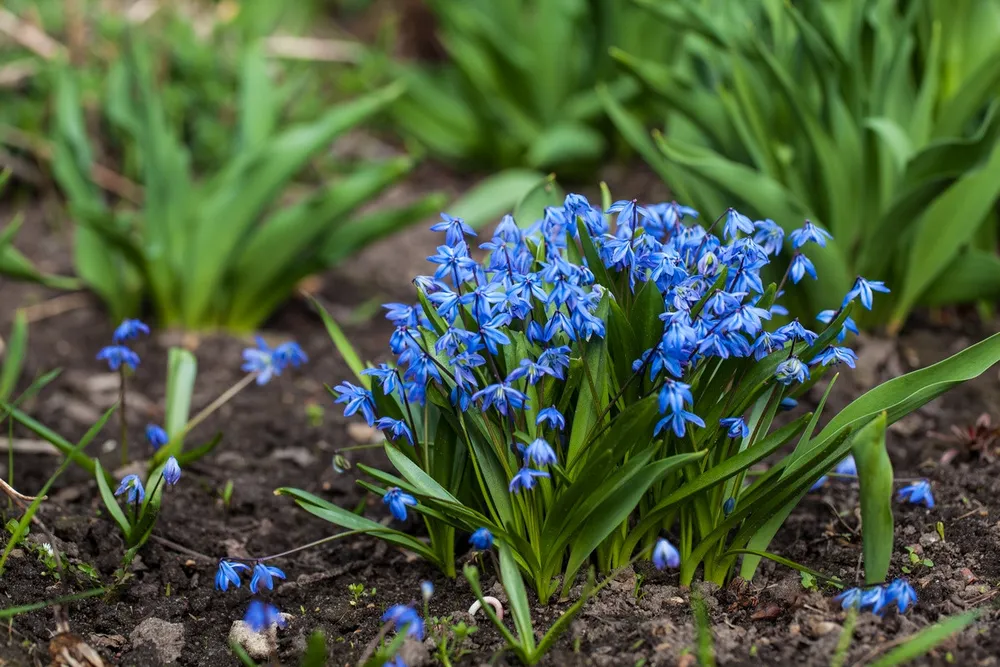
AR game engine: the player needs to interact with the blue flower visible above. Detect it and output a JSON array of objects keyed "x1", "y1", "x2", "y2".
[
  {"x1": 834, "y1": 587, "x2": 863, "y2": 609},
  {"x1": 362, "y1": 364, "x2": 399, "y2": 396},
  {"x1": 382, "y1": 604, "x2": 424, "y2": 640},
  {"x1": 723, "y1": 208, "x2": 755, "y2": 239},
  {"x1": 97, "y1": 345, "x2": 140, "y2": 371},
  {"x1": 215, "y1": 560, "x2": 250, "y2": 591},
  {"x1": 421, "y1": 581, "x2": 434, "y2": 601},
  {"x1": 428, "y1": 242, "x2": 478, "y2": 283},
  {"x1": 775, "y1": 358, "x2": 810, "y2": 385},
  {"x1": 654, "y1": 409, "x2": 705, "y2": 438},
  {"x1": 333, "y1": 382, "x2": 377, "y2": 426},
  {"x1": 145, "y1": 424, "x2": 168, "y2": 450},
  {"x1": 652, "y1": 538, "x2": 680, "y2": 570},
  {"x1": 472, "y1": 382, "x2": 528, "y2": 416},
  {"x1": 523, "y1": 438, "x2": 557, "y2": 466},
  {"x1": 789, "y1": 221, "x2": 832, "y2": 249},
  {"x1": 114, "y1": 474, "x2": 145, "y2": 503},
  {"x1": 509, "y1": 467, "x2": 550, "y2": 493},
  {"x1": 112, "y1": 319, "x2": 150, "y2": 343},
  {"x1": 469, "y1": 528, "x2": 494, "y2": 550},
  {"x1": 882, "y1": 578, "x2": 917, "y2": 614},
  {"x1": 538, "y1": 346, "x2": 571, "y2": 379},
  {"x1": 775, "y1": 319, "x2": 818, "y2": 345},
  {"x1": 480, "y1": 314, "x2": 512, "y2": 354},
  {"x1": 810, "y1": 345, "x2": 858, "y2": 368},
  {"x1": 274, "y1": 342, "x2": 308, "y2": 369},
  {"x1": 536, "y1": 406, "x2": 566, "y2": 430},
  {"x1": 843, "y1": 276, "x2": 890, "y2": 310},
  {"x1": 250, "y1": 563, "x2": 286, "y2": 593},
  {"x1": 430, "y1": 213, "x2": 476, "y2": 246},
  {"x1": 383, "y1": 487, "x2": 417, "y2": 521},
  {"x1": 816, "y1": 310, "x2": 859, "y2": 343},
  {"x1": 244, "y1": 600, "x2": 286, "y2": 632},
  {"x1": 242, "y1": 337, "x2": 278, "y2": 385},
  {"x1": 753, "y1": 219, "x2": 784, "y2": 256},
  {"x1": 383, "y1": 656, "x2": 406, "y2": 667},
  {"x1": 720, "y1": 417, "x2": 749, "y2": 439},
  {"x1": 835, "y1": 455, "x2": 857, "y2": 477},
  {"x1": 658, "y1": 380, "x2": 695, "y2": 414},
  {"x1": 897, "y1": 480, "x2": 934, "y2": 507},
  {"x1": 810, "y1": 475, "x2": 828, "y2": 491},
  {"x1": 723, "y1": 497, "x2": 735, "y2": 515},
  {"x1": 507, "y1": 359, "x2": 555, "y2": 385},
  {"x1": 163, "y1": 456, "x2": 181, "y2": 486},
  {"x1": 375, "y1": 417, "x2": 414, "y2": 445},
  {"x1": 788, "y1": 254, "x2": 817, "y2": 283},
  {"x1": 779, "y1": 397, "x2": 798, "y2": 411}
]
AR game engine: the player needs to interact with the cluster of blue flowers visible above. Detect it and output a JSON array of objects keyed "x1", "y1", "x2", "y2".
[
  {"x1": 215, "y1": 558, "x2": 288, "y2": 632},
  {"x1": 97, "y1": 318, "x2": 148, "y2": 371},
  {"x1": 834, "y1": 578, "x2": 918, "y2": 615},
  {"x1": 242, "y1": 336, "x2": 309, "y2": 385}
]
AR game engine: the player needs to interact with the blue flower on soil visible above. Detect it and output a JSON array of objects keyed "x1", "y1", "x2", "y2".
[
  {"x1": 536, "y1": 406, "x2": 566, "y2": 431},
  {"x1": 472, "y1": 382, "x2": 528, "y2": 416},
  {"x1": 833, "y1": 587, "x2": 862, "y2": 609},
  {"x1": 523, "y1": 438, "x2": 557, "y2": 466},
  {"x1": 163, "y1": 456, "x2": 181, "y2": 486},
  {"x1": 250, "y1": 563, "x2": 287, "y2": 594},
  {"x1": 333, "y1": 381, "x2": 377, "y2": 427},
  {"x1": 112, "y1": 319, "x2": 150, "y2": 343},
  {"x1": 382, "y1": 604, "x2": 425, "y2": 640},
  {"x1": 723, "y1": 208, "x2": 755, "y2": 239},
  {"x1": 723, "y1": 497, "x2": 736, "y2": 515},
  {"x1": 114, "y1": 474, "x2": 145, "y2": 503},
  {"x1": 244, "y1": 600, "x2": 286, "y2": 632},
  {"x1": 274, "y1": 342, "x2": 308, "y2": 369},
  {"x1": 860, "y1": 586, "x2": 885, "y2": 611},
  {"x1": 430, "y1": 213, "x2": 476, "y2": 246},
  {"x1": 775, "y1": 357, "x2": 810, "y2": 385},
  {"x1": 97, "y1": 345, "x2": 140, "y2": 371},
  {"x1": 843, "y1": 276, "x2": 890, "y2": 310},
  {"x1": 897, "y1": 480, "x2": 935, "y2": 508},
  {"x1": 215, "y1": 560, "x2": 250, "y2": 591},
  {"x1": 383, "y1": 487, "x2": 417, "y2": 521},
  {"x1": 810, "y1": 345, "x2": 858, "y2": 368},
  {"x1": 720, "y1": 417, "x2": 749, "y2": 439},
  {"x1": 789, "y1": 221, "x2": 833, "y2": 249},
  {"x1": 788, "y1": 254, "x2": 817, "y2": 284},
  {"x1": 145, "y1": 424, "x2": 168, "y2": 450},
  {"x1": 816, "y1": 310, "x2": 860, "y2": 343},
  {"x1": 883, "y1": 578, "x2": 917, "y2": 614},
  {"x1": 242, "y1": 337, "x2": 278, "y2": 385},
  {"x1": 809, "y1": 475, "x2": 828, "y2": 492},
  {"x1": 654, "y1": 409, "x2": 705, "y2": 438},
  {"x1": 652, "y1": 538, "x2": 681, "y2": 570},
  {"x1": 383, "y1": 657, "x2": 406, "y2": 667},
  {"x1": 469, "y1": 528, "x2": 494, "y2": 550},
  {"x1": 362, "y1": 364, "x2": 399, "y2": 396},
  {"x1": 509, "y1": 467, "x2": 550, "y2": 493},
  {"x1": 835, "y1": 455, "x2": 857, "y2": 477},
  {"x1": 375, "y1": 417, "x2": 414, "y2": 445},
  {"x1": 421, "y1": 581, "x2": 434, "y2": 601}
]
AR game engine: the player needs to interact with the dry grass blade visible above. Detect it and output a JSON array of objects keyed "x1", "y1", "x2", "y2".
[
  {"x1": 0, "y1": 8, "x2": 65, "y2": 60},
  {"x1": 264, "y1": 36, "x2": 363, "y2": 63}
]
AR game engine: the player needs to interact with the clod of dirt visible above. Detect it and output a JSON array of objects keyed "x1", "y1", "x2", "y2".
[
  {"x1": 129, "y1": 617, "x2": 185, "y2": 663},
  {"x1": 270, "y1": 447, "x2": 319, "y2": 468},
  {"x1": 228, "y1": 617, "x2": 291, "y2": 660},
  {"x1": 398, "y1": 637, "x2": 432, "y2": 666}
]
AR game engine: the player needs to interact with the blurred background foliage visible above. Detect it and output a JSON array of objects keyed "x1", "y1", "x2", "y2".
[{"x1": 0, "y1": 0, "x2": 998, "y2": 332}]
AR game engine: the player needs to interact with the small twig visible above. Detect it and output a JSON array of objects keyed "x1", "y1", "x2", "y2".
[
  {"x1": 954, "y1": 504, "x2": 987, "y2": 521},
  {"x1": 824, "y1": 500, "x2": 859, "y2": 537},
  {"x1": 22, "y1": 293, "x2": 91, "y2": 323},
  {"x1": 148, "y1": 535, "x2": 215, "y2": 563},
  {"x1": 961, "y1": 589, "x2": 998, "y2": 608},
  {"x1": 0, "y1": 478, "x2": 43, "y2": 503},
  {"x1": 264, "y1": 36, "x2": 363, "y2": 63}
]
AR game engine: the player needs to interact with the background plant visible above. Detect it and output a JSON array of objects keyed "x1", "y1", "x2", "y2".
[
  {"x1": 283, "y1": 190, "x2": 1000, "y2": 604},
  {"x1": 604, "y1": 0, "x2": 1000, "y2": 328},
  {"x1": 50, "y1": 30, "x2": 443, "y2": 330}
]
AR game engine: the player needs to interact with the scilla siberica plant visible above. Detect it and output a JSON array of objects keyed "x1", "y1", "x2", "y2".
[{"x1": 281, "y1": 192, "x2": 1000, "y2": 603}]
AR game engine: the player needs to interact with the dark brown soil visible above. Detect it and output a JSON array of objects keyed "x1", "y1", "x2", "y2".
[{"x1": 1, "y1": 184, "x2": 999, "y2": 667}]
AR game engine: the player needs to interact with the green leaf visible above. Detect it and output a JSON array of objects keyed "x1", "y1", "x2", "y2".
[
  {"x1": 238, "y1": 44, "x2": 278, "y2": 152},
  {"x1": 526, "y1": 122, "x2": 605, "y2": 169},
  {"x1": 0, "y1": 310, "x2": 27, "y2": 402},
  {"x1": 95, "y1": 460, "x2": 132, "y2": 538},
  {"x1": 1, "y1": 403, "x2": 108, "y2": 478},
  {"x1": 300, "y1": 631, "x2": 328, "y2": 667},
  {"x1": 157, "y1": 348, "x2": 197, "y2": 462},
  {"x1": 499, "y1": 542, "x2": 536, "y2": 653},
  {"x1": 920, "y1": 248, "x2": 1000, "y2": 306},
  {"x1": 866, "y1": 610, "x2": 980, "y2": 667},
  {"x1": 446, "y1": 170, "x2": 550, "y2": 230},
  {"x1": 310, "y1": 296, "x2": 367, "y2": 387},
  {"x1": 852, "y1": 411, "x2": 893, "y2": 585}
]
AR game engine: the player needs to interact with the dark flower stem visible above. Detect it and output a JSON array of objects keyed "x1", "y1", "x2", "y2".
[{"x1": 119, "y1": 367, "x2": 128, "y2": 467}]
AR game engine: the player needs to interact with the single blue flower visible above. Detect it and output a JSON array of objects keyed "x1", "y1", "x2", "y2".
[
  {"x1": 753, "y1": 219, "x2": 784, "y2": 256},
  {"x1": 723, "y1": 497, "x2": 736, "y2": 515},
  {"x1": 428, "y1": 242, "x2": 477, "y2": 283},
  {"x1": 860, "y1": 586, "x2": 885, "y2": 611},
  {"x1": 114, "y1": 474, "x2": 145, "y2": 503},
  {"x1": 383, "y1": 656, "x2": 406, "y2": 667},
  {"x1": 145, "y1": 424, "x2": 168, "y2": 450},
  {"x1": 375, "y1": 417, "x2": 414, "y2": 445},
  {"x1": 883, "y1": 578, "x2": 917, "y2": 614},
  {"x1": 382, "y1": 604, "x2": 424, "y2": 640},
  {"x1": 509, "y1": 467, "x2": 550, "y2": 493},
  {"x1": 538, "y1": 346, "x2": 571, "y2": 379},
  {"x1": 215, "y1": 560, "x2": 250, "y2": 591},
  {"x1": 421, "y1": 581, "x2": 434, "y2": 602},
  {"x1": 723, "y1": 208, "x2": 755, "y2": 239},
  {"x1": 658, "y1": 380, "x2": 695, "y2": 414},
  {"x1": 97, "y1": 345, "x2": 140, "y2": 371},
  {"x1": 274, "y1": 342, "x2": 308, "y2": 369},
  {"x1": 809, "y1": 475, "x2": 828, "y2": 491},
  {"x1": 383, "y1": 487, "x2": 417, "y2": 521},
  {"x1": 472, "y1": 382, "x2": 528, "y2": 416},
  {"x1": 843, "y1": 276, "x2": 890, "y2": 310},
  {"x1": 810, "y1": 345, "x2": 858, "y2": 368},
  {"x1": 333, "y1": 381, "x2": 377, "y2": 426},
  {"x1": 789, "y1": 220, "x2": 833, "y2": 249},
  {"x1": 752, "y1": 330, "x2": 787, "y2": 361},
  {"x1": 654, "y1": 409, "x2": 705, "y2": 438},
  {"x1": 816, "y1": 310, "x2": 859, "y2": 343},
  {"x1": 480, "y1": 314, "x2": 512, "y2": 354},
  {"x1": 383, "y1": 302, "x2": 421, "y2": 327},
  {"x1": 775, "y1": 319, "x2": 818, "y2": 346},
  {"x1": 788, "y1": 253, "x2": 817, "y2": 284},
  {"x1": 469, "y1": 528, "x2": 494, "y2": 550},
  {"x1": 775, "y1": 358, "x2": 810, "y2": 385},
  {"x1": 652, "y1": 538, "x2": 680, "y2": 570},
  {"x1": 163, "y1": 456, "x2": 181, "y2": 486},
  {"x1": 720, "y1": 417, "x2": 749, "y2": 439},
  {"x1": 112, "y1": 319, "x2": 150, "y2": 343},
  {"x1": 250, "y1": 563, "x2": 287, "y2": 594},
  {"x1": 523, "y1": 438, "x2": 557, "y2": 466},
  {"x1": 897, "y1": 480, "x2": 934, "y2": 508},
  {"x1": 834, "y1": 587, "x2": 863, "y2": 609},
  {"x1": 362, "y1": 364, "x2": 399, "y2": 396},
  {"x1": 430, "y1": 213, "x2": 476, "y2": 246},
  {"x1": 244, "y1": 600, "x2": 286, "y2": 632},
  {"x1": 242, "y1": 337, "x2": 278, "y2": 385},
  {"x1": 536, "y1": 406, "x2": 566, "y2": 430},
  {"x1": 835, "y1": 455, "x2": 857, "y2": 477},
  {"x1": 779, "y1": 397, "x2": 798, "y2": 411}
]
